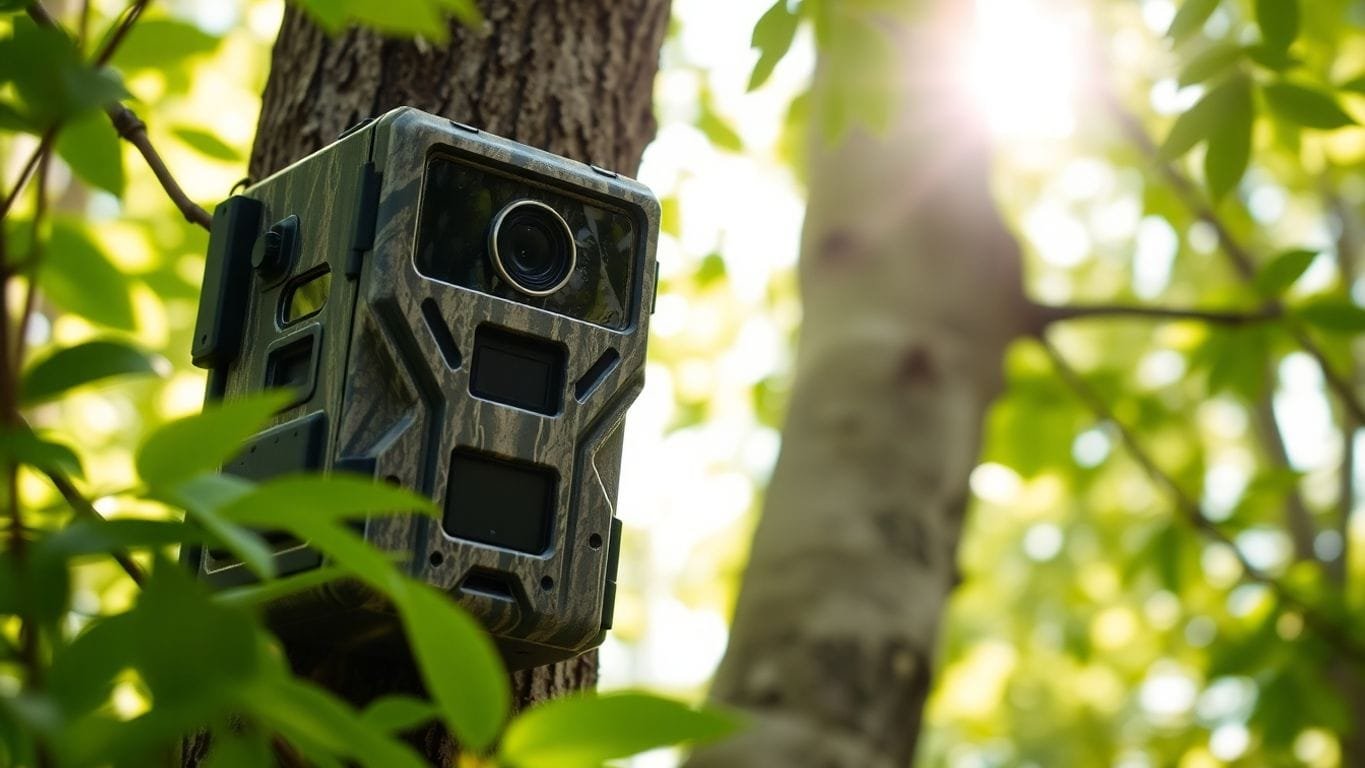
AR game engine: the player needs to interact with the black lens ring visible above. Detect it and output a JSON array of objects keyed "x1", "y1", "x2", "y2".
[{"x1": 488, "y1": 200, "x2": 577, "y2": 297}]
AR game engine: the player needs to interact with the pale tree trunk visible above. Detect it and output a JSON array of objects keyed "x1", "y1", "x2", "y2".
[
  {"x1": 182, "y1": 2, "x2": 670, "y2": 764},
  {"x1": 688, "y1": 6, "x2": 1029, "y2": 766}
]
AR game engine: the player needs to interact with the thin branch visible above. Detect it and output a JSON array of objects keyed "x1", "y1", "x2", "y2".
[
  {"x1": 1253, "y1": 368, "x2": 1318, "y2": 562},
  {"x1": 1331, "y1": 192, "x2": 1360, "y2": 585},
  {"x1": 0, "y1": 129, "x2": 57, "y2": 223},
  {"x1": 1109, "y1": 98, "x2": 1365, "y2": 427},
  {"x1": 1031, "y1": 300, "x2": 1280, "y2": 333},
  {"x1": 104, "y1": 104, "x2": 212, "y2": 229},
  {"x1": 17, "y1": 2, "x2": 212, "y2": 231},
  {"x1": 91, "y1": 0, "x2": 150, "y2": 68},
  {"x1": 1042, "y1": 337, "x2": 1365, "y2": 662},
  {"x1": 14, "y1": 152, "x2": 51, "y2": 368},
  {"x1": 42, "y1": 467, "x2": 146, "y2": 587}
]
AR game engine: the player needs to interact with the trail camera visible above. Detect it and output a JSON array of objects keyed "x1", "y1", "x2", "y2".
[{"x1": 187, "y1": 107, "x2": 659, "y2": 669}]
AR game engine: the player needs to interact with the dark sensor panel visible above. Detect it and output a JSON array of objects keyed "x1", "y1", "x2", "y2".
[
  {"x1": 470, "y1": 325, "x2": 566, "y2": 416},
  {"x1": 443, "y1": 450, "x2": 556, "y2": 555}
]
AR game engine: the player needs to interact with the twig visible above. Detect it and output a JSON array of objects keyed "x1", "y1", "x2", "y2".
[
  {"x1": 14, "y1": 152, "x2": 51, "y2": 367},
  {"x1": 17, "y1": 2, "x2": 211, "y2": 231},
  {"x1": 91, "y1": 0, "x2": 150, "y2": 68},
  {"x1": 1031, "y1": 300, "x2": 1280, "y2": 332},
  {"x1": 105, "y1": 104, "x2": 212, "y2": 229},
  {"x1": 1331, "y1": 192, "x2": 1360, "y2": 585},
  {"x1": 1109, "y1": 98, "x2": 1365, "y2": 426},
  {"x1": 42, "y1": 468, "x2": 146, "y2": 586},
  {"x1": 0, "y1": 130, "x2": 57, "y2": 223},
  {"x1": 1042, "y1": 336, "x2": 1365, "y2": 661}
]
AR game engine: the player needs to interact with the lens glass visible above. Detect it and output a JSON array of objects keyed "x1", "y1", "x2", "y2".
[{"x1": 493, "y1": 203, "x2": 574, "y2": 294}]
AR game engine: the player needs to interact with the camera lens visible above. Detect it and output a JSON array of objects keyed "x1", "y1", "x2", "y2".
[{"x1": 488, "y1": 200, "x2": 576, "y2": 296}]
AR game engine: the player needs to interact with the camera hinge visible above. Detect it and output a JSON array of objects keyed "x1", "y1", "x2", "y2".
[{"x1": 347, "y1": 161, "x2": 381, "y2": 278}]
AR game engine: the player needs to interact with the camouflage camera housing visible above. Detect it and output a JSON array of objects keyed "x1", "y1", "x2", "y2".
[{"x1": 187, "y1": 107, "x2": 659, "y2": 669}]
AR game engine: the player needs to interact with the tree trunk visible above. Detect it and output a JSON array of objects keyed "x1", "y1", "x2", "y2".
[
  {"x1": 687, "y1": 6, "x2": 1029, "y2": 767},
  {"x1": 183, "y1": 2, "x2": 669, "y2": 764}
]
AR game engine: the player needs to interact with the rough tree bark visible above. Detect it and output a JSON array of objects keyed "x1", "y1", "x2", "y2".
[
  {"x1": 183, "y1": 2, "x2": 670, "y2": 764},
  {"x1": 688, "y1": 5, "x2": 1030, "y2": 767}
]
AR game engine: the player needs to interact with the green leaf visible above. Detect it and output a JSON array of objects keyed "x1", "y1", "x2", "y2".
[
  {"x1": 201, "y1": 728, "x2": 272, "y2": 768},
  {"x1": 1254, "y1": 0, "x2": 1298, "y2": 52},
  {"x1": 1178, "y1": 43, "x2": 1244, "y2": 87},
  {"x1": 172, "y1": 126, "x2": 241, "y2": 162},
  {"x1": 1255, "y1": 248, "x2": 1318, "y2": 297},
  {"x1": 749, "y1": 0, "x2": 801, "y2": 91},
  {"x1": 42, "y1": 219, "x2": 137, "y2": 330},
  {"x1": 361, "y1": 696, "x2": 439, "y2": 735},
  {"x1": 1203, "y1": 327, "x2": 1269, "y2": 400},
  {"x1": 213, "y1": 567, "x2": 347, "y2": 610},
  {"x1": 282, "y1": 517, "x2": 405, "y2": 594},
  {"x1": 55, "y1": 110, "x2": 125, "y2": 196},
  {"x1": 136, "y1": 391, "x2": 291, "y2": 488},
  {"x1": 1204, "y1": 75, "x2": 1253, "y2": 201},
  {"x1": 247, "y1": 676, "x2": 428, "y2": 768},
  {"x1": 109, "y1": 19, "x2": 220, "y2": 71},
  {"x1": 500, "y1": 692, "x2": 740, "y2": 768},
  {"x1": 1295, "y1": 296, "x2": 1365, "y2": 333},
  {"x1": 22, "y1": 339, "x2": 157, "y2": 406},
  {"x1": 37, "y1": 518, "x2": 193, "y2": 561},
  {"x1": 697, "y1": 87, "x2": 743, "y2": 152},
  {"x1": 1159, "y1": 75, "x2": 1248, "y2": 161},
  {"x1": 165, "y1": 474, "x2": 273, "y2": 578},
  {"x1": 1263, "y1": 81, "x2": 1356, "y2": 129},
  {"x1": 1340, "y1": 72, "x2": 1365, "y2": 95},
  {"x1": 0, "y1": 428, "x2": 82, "y2": 477},
  {"x1": 1245, "y1": 43, "x2": 1298, "y2": 71},
  {"x1": 695, "y1": 252, "x2": 727, "y2": 287},
  {"x1": 395, "y1": 583, "x2": 510, "y2": 753},
  {"x1": 1166, "y1": 0, "x2": 1220, "y2": 41},
  {"x1": 0, "y1": 0, "x2": 32, "y2": 13},
  {"x1": 218, "y1": 474, "x2": 437, "y2": 527},
  {"x1": 0, "y1": 19, "x2": 127, "y2": 128}
]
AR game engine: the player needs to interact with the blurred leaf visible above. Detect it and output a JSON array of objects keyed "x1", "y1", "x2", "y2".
[
  {"x1": 201, "y1": 727, "x2": 272, "y2": 768},
  {"x1": 1178, "y1": 42, "x2": 1244, "y2": 87},
  {"x1": 38, "y1": 518, "x2": 193, "y2": 561},
  {"x1": 0, "y1": 428, "x2": 82, "y2": 477},
  {"x1": 1255, "y1": 249, "x2": 1318, "y2": 297},
  {"x1": 1159, "y1": 74, "x2": 1248, "y2": 160},
  {"x1": 0, "y1": 19, "x2": 126, "y2": 129},
  {"x1": 1203, "y1": 75, "x2": 1253, "y2": 201},
  {"x1": 1245, "y1": 43, "x2": 1299, "y2": 71},
  {"x1": 1254, "y1": 0, "x2": 1299, "y2": 52},
  {"x1": 500, "y1": 692, "x2": 740, "y2": 768},
  {"x1": 294, "y1": 0, "x2": 481, "y2": 40},
  {"x1": 22, "y1": 339, "x2": 157, "y2": 406},
  {"x1": 660, "y1": 196, "x2": 681, "y2": 238},
  {"x1": 395, "y1": 583, "x2": 510, "y2": 753},
  {"x1": 48, "y1": 613, "x2": 140, "y2": 718},
  {"x1": 43, "y1": 219, "x2": 137, "y2": 331},
  {"x1": 749, "y1": 0, "x2": 801, "y2": 91},
  {"x1": 0, "y1": 0, "x2": 32, "y2": 12},
  {"x1": 136, "y1": 391, "x2": 291, "y2": 488},
  {"x1": 1201, "y1": 326, "x2": 1269, "y2": 400},
  {"x1": 815, "y1": 10, "x2": 893, "y2": 139},
  {"x1": 1263, "y1": 81, "x2": 1356, "y2": 129},
  {"x1": 218, "y1": 474, "x2": 437, "y2": 527},
  {"x1": 169, "y1": 474, "x2": 274, "y2": 579},
  {"x1": 247, "y1": 675, "x2": 428, "y2": 768},
  {"x1": 1166, "y1": 0, "x2": 1220, "y2": 41},
  {"x1": 1340, "y1": 72, "x2": 1365, "y2": 94},
  {"x1": 109, "y1": 19, "x2": 220, "y2": 71},
  {"x1": 213, "y1": 567, "x2": 347, "y2": 610},
  {"x1": 55, "y1": 110, "x2": 125, "y2": 196},
  {"x1": 697, "y1": 87, "x2": 743, "y2": 152},
  {"x1": 172, "y1": 126, "x2": 241, "y2": 162},
  {"x1": 1294, "y1": 296, "x2": 1365, "y2": 333},
  {"x1": 361, "y1": 696, "x2": 438, "y2": 735},
  {"x1": 695, "y1": 252, "x2": 727, "y2": 287}
]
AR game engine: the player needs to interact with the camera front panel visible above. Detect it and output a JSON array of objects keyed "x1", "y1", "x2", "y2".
[
  {"x1": 334, "y1": 109, "x2": 659, "y2": 665},
  {"x1": 414, "y1": 154, "x2": 643, "y2": 332}
]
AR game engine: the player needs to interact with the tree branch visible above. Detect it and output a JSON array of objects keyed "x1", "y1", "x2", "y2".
[
  {"x1": 1042, "y1": 336, "x2": 1365, "y2": 661},
  {"x1": 1109, "y1": 99, "x2": 1365, "y2": 429},
  {"x1": 17, "y1": 2, "x2": 212, "y2": 231},
  {"x1": 42, "y1": 467, "x2": 146, "y2": 587},
  {"x1": 1030, "y1": 300, "x2": 1280, "y2": 333}
]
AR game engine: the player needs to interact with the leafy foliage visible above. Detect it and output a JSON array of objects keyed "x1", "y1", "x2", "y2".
[{"x1": 0, "y1": 3, "x2": 738, "y2": 766}]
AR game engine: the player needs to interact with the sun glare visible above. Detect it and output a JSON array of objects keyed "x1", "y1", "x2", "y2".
[{"x1": 966, "y1": 0, "x2": 1082, "y2": 140}]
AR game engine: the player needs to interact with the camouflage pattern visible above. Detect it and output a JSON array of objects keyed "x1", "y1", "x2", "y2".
[{"x1": 191, "y1": 107, "x2": 659, "y2": 669}]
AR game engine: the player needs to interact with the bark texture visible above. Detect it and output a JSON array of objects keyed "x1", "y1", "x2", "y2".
[
  {"x1": 182, "y1": 2, "x2": 669, "y2": 765},
  {"x1": 687, "y1": 6, "x2": 1030, "y2": 767}
]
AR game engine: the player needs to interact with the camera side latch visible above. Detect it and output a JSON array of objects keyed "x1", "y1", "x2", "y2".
[
  {"x1": 346, "y1": 162, "x2": 381, "y2": 279},
  {"x1": 192, "y1": 195, "x2": 264, "y2": 371}
]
